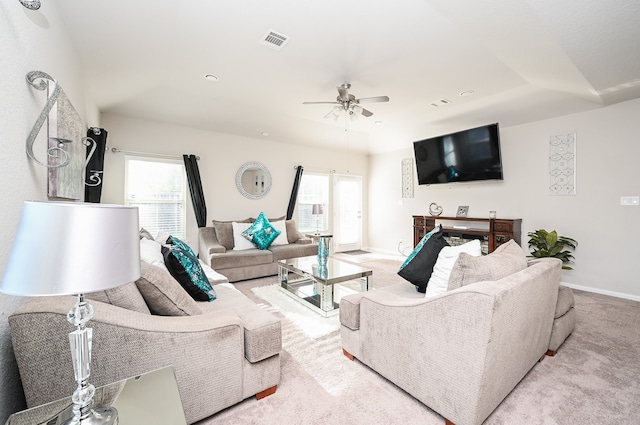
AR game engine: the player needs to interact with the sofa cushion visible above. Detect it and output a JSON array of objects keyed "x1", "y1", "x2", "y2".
[
  {"x1": 213, "y1": 218, "x2": 252, "y2": 250},
  {"x1": 397, "y1": 225, "x2": 449, "y2": 293},
  {"x1": 162, "y1": 245, "x2": 217, "y2": 302},
  {"x1": 135, "y1": 261, "x2": 203, "y2": 316},
  {"x1": 87, "y1": 282, "x2": 151, "y2": 314},
  {"x1": 268, "y1": 242, "x2": 319, "y2": 261},
  {"x1": 242, "y1": 212, "x2": 281, "y2": 250},
  {"x1": 285, "y1": 219, "x2": 304, "y2": 243},
  {"x1": 447, "y1": 239, "x2": 528, "y2": 291},
  {"x1": 199, "y1": 284, "x2": 282, "y2": 362},
  {"x1": 424, "y1": 239, "x2": 482, "y2": 297},
  {"x1": 211, "y1": 248, "x2": 273, "y2": 270}
]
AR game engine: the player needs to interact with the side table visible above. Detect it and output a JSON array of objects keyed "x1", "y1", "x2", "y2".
[{"x1": 5, "y1": 366, "x2": 186, "y2": 425}]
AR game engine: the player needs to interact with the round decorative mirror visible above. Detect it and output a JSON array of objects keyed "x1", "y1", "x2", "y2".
[{"x1": 236, "y1": 162, "x2": 272, "y2": 200}]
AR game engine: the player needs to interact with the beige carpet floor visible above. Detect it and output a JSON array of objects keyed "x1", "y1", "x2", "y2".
[{"x1": 197, "y1": 253, "x2": 640, "y2": 425}]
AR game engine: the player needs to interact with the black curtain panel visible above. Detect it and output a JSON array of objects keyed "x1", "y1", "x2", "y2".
[
  {"x1": 84, "y1": 128, "x2": 107, "y2": 203},
  {"x1": 286, "y1": 165, "x2": 304, "y2": 220},
  {"x1": 183, "y1": 154, "x2": 207, "y2": 227}
]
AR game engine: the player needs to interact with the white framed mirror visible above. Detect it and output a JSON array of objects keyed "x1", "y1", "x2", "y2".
[{"x1": 236, "y1": 161, "x2": 272, "y2": 199}]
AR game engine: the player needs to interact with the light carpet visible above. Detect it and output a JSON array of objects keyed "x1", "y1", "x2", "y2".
[
  {"x1": 197, "y1": 253, "x2": 640, "y2": 424},
  {"x1": 251, "y1": 284, "x2": 339, "y2": 339}
]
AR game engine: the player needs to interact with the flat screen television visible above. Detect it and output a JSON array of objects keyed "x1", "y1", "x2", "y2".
[{"x1": 413, "y1": 123, "x2": 503, "y2": 185}]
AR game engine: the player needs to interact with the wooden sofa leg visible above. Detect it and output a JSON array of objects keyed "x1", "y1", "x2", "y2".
[
  {"x1": 445, "y1": 419, "x2": 455, "y2": 425},
  {"x1": 343, "y1": 349, "x2": 354, "y2": 361},
  {"x1": 256, "y1": 385, "x2": 277, "y2": 400},
  {"x1": 546, "y1": 349, "x2": 557, "y2": 357}
]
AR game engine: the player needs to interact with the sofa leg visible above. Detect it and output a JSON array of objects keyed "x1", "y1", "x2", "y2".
[
  {"x1": 343, "y1": 349, "x2": 354, "y2": 361},
  {"x1": 445, "y1": 419, "x2": 455, "y2": 425},
  {"x1": 256, "y1": 385, "x2": 277, "y2": 400},
  {"x1": 546, "y1": 349, "x2": 557, "y2": 357}
]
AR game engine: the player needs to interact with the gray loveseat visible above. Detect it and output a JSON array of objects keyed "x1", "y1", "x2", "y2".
[
  {"x1": 9, "y1": 261, "x2": 281, "y2": 425},
  {"x1": 340, "y1": 257, "x2": 562, "y2": 425},
  {"x1": 199, "y1": 218, "x2": 318, "y2": 282}
]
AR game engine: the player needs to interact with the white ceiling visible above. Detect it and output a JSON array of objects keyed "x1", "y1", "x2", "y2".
[{"x1": 53, "y1": 0, "x2": 640, "y2": 154}]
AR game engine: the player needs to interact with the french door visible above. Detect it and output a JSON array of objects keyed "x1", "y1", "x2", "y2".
[{"x1": 333, "y1": 174, "x2": 362, "y2": 252}]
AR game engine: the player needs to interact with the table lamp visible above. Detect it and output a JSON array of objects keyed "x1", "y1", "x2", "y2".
[
  {"x1": 312, "y1": 204, "x2": 324, "y2": 235},
  {"x1": 0, "y1": 201, "x2": 141, "y2": 425}
]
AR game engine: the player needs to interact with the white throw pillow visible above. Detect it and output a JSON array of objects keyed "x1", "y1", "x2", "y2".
[
  {"x1": 232, "y1": 222, "x2": 257, "y2": 250},
  {"x1": 270, "y1": 220, "x2": 289, "y2": 245},
  {"x1": 140, "y1": 238, "x2": 168, "y2": 271},
  {"x1": 425, "y1": 239, "x2": 482, "y2": 297}
]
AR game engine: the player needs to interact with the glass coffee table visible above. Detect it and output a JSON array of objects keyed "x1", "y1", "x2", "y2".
[{"x1": 277, "y1": 256, "x2": 372, "y2": 316}]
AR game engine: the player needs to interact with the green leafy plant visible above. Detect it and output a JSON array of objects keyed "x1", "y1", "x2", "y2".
[{"x1": 527, "y1": 229, "x2": 578, "y2": 270}]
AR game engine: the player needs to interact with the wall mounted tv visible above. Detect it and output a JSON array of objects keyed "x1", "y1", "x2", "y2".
[{"x1": 413, "y1": 123, "x2": 503, "y2": 185}]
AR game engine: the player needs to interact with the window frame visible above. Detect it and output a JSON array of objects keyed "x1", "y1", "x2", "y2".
[{"x1": 124, "y1": 155, "x2": 187, "y2": 240}]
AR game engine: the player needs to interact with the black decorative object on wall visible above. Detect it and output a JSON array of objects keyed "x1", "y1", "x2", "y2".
[{"x1": 84, "y1": 127, "x2": 107, "y2": 203}]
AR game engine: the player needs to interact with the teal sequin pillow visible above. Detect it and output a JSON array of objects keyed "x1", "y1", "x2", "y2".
[
  {"x1": 161, "y1": 245, "x2": 216, "y2": 302},
  {"x1": 167, "y1": 235, "x2": 197, "y2": 256},
  {"x1": 242, "y1": 212, "x2": 281, "y2": 250}
]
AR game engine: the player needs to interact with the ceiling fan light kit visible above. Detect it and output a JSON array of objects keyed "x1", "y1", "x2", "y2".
[{"x1": 304, "y1": 83, "x2": 389, "y2": 120}]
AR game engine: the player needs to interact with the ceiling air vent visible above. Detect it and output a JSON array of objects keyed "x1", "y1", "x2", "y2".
[
  {"x1": 259, "y1": 29, "x2": 290, "y2": 51},
  {"x1": 430, "y1": 98, "x2": 451, "y2": 108}
]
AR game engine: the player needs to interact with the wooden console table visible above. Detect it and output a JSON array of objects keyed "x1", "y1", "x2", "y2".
[{"x1": 413, "y1": 216, "x2": 522, "y2": 254}]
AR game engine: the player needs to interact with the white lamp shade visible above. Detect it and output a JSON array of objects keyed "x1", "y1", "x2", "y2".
[{"x1": 0, "y1": 201, "x2": 141, "y2": 297}]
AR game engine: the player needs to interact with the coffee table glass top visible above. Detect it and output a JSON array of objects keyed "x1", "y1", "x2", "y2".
[
  {"x1": 278, "y1": 256, "x2": 372, "y2": 285},
  {"x1": 277, "y1": 256, "x2": 372, "y2": 316}
]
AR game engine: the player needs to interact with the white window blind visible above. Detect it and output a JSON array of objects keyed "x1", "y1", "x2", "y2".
[
  {"x1": 297, "y1": 173, "x2": 329, "y2": 233},
  {"x1": 125, "y1": 156, "x2": 187, "y2": 240}
]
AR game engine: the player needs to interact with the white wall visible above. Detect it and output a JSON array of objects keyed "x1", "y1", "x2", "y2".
[
  {"x1": 0, "y1": 3, "x2": 98, "y2": 422},
  {"x1": 99, "y1": 113, "x2": 369, "y2": 250},
  {"x1": 368, "y1": 98, "x2": 640, "y2": 299}
]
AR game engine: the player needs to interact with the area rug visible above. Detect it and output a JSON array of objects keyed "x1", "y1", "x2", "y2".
[{"x1": 251, "y1": 284, "x2": 340, "y2": 339}]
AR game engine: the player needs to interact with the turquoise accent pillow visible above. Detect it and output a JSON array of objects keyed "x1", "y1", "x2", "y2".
[
  {"x1": 398, "y1": 224, "x2": 449, "y2": 293},
  {"x1": 167, "y1": 235, "x2": 196, "y2": 257},
  {"x1": 161, "y1": 245, "x2": 216, "y2": 302},
  {"x1": 242, "y1": 212, "x2": 281, "y2": 250}
]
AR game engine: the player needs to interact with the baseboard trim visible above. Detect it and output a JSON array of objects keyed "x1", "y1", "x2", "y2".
[{"x1": 561, "y1": 282, "x2": 640, "y2": 303}]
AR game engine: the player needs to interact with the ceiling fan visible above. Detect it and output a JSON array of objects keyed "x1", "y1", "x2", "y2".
[{"x1": 303, "y1": 83, "x2": 389, "y2": 120}]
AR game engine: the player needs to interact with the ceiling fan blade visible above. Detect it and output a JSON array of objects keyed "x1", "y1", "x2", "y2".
[
  {"x1": 336, "y1": 85, "x2": 349, "y2": 102},
  {"x1": 361, "y1": 108, "x2": 374, "y2": 117},
  {"x1": 303, "y1": 101, "x2": 340, "y2": 105},
  {"x1": 357, "y1": 95, "x2": 389, "y2": 104}
]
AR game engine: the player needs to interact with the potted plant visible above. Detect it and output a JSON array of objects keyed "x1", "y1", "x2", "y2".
[{"x1": 527, "y1": 229, "x2": 578, "y2": 270}]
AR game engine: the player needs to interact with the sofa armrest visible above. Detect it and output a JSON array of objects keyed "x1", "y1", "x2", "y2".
[
  {"x1": 10, "y1": 296, "x2": 245, "y2": 424},
  {"x1": 198, "y1": 227, "x2": 226, "y2": 267},
  {"x1": 294, "y1": 237, "x2": 312, "y2": 245}
]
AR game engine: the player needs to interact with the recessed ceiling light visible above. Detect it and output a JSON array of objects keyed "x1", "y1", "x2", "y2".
[
  {"x1": 261, "y1": 132, "x2": 270, "y2": 137},
  {"x1": 374, "y1": 121, "x2": 382, "y2": 125},
  {"x1": 204, "y1": 74, "x2": 219, "y2": 82},
  {"x1": 459, "y1": 90, "x2": 475, "y2": 97}
]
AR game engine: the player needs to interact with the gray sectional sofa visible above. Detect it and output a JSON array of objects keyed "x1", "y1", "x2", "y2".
[
  {"x1": 9, "y1": 261, "x2": 282, "y2": 425},
  {"x1": 199, "y1": 218, "x2": 319, "y2": 282},
  {"x1": 340, "y1": 255, "x2": 563, "y2": 425}
]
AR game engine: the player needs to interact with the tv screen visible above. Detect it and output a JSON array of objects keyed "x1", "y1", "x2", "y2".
[{"x1": 413, "y1": 123, "x2": 503, "y2": 185}]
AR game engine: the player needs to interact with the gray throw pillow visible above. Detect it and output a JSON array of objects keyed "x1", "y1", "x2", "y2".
[
  {"x1": 447, "y1": 239, "x2": 528, "y2": 291},
  {"x1": 86, "y1": 282, "x2": 151, "y2": 314},
  {"x1": 213, "y1": 218, "x2": 252, "y2": 250},
  {"x1": 135, "y1": 261, "x2": 203, "y2": 316}
]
